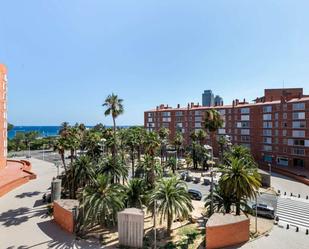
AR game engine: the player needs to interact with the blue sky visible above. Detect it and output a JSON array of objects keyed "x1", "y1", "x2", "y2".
[{"x1": 1, "y1": 0, "x2": 309, "y2": 126}]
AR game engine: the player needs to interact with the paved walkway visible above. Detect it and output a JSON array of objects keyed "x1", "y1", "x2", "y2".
[{"x1": 0, "y1": 158, "x2": 101, "y2": 249}]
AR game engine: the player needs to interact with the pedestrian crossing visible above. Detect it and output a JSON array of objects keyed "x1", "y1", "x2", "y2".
[{"x1": 276, "y1": 197, "x2": 309, "y2": 229}]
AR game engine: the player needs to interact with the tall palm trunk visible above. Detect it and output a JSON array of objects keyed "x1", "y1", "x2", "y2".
[
  {"x1": 167, "y1": 211, "x2": 173, "y2": 236},
  {"x1": 60, "y1": 152, "x2": 67, "y2": 174}
]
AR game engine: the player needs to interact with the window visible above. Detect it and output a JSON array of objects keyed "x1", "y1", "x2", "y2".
[
  {"x1": 195, "y1": 122, "x2": 202, "y2": 128},
  {"x1": 275, "y1": 113, "x2": 279, "y2": 120},
  {"x1": 195, "y1": 110, "x2": 202, "y2": 116},
  {"x1": 282, "y1": 130, "x2": 287, "y2": 137},
  {"x1": 147, "y1": 112, "x2": 153, "y2": 118},
  {"x1": 162, "y1": 123, "x2": 169, "y2": 128},
  {"x1": 263, "y1": 137, "x2": 272, "y2": 144},
  {"x1": 283, "y1": 113, "x2": 287, "y2": 119},
  {"x1": 293, "y1": 158, "x2": 305, "y2": 167},
  {"x1": 263, "y1": 114, "x2": 272, "y2": 120},
  {"x1": 292, "y1": 148, "x2": 305, "y2": 156},
  {"x1": 148, "y1": 118, "x2": 153, "y2": 122},
  {"x1": 263, "y1": 145, "x2": 272, "y2": 151},
  {"x1": 293, "y1": 103, "x2": 305, "y2": 111},
  {"x1": 162, "y1": 112, "x2": 171, "y2": 117},
  {"x1": 237, "y1": 121, "x2": 249, "y2": 128},
  {"x1": 292, "y1": 130, "x2": 305, "y2": 138},
  {"x1": 241, "y1": 115, "x2": 250, "y2": 121},
  {"x1": 241, "y1": 129, "x2": 250, "y2": 135},
  {"x1": 241, "y1": 136, "x2": 250, "y2": 142},
  {"x1": 241, "y1": 108, "x2": 250, "y2": 114},
  {"x1": 176, "y1": 123, "x2": 183, "y2": 128},
  {"x1": 263, "y1": 106, "x2": 272, "y2": 113},
  {"x1": 292, "y1": 121, "x2": 306, "y2": 128},
  {"x1": 263, "y1": 129, "x2": 272, "y2": 136},
  {"x1": 274, "y1": 121, "x2": 279, "y2": 128},
  {"x1": 218, "y1": 129, "x2": 226, "y2": 134},
  {"x1": 293, "y1": 112, "x2": 305, "y2": 120},
  {"x1": 274, "y1": 130, "x2": 279, "y2": 136},
  {"x1": 218, "y1": 109, "x2": 226, "y2": 115},
  {"x1": 263, "y1": 155, "x2": 273, "y2": 163},
  {"x1": 282, "y1": 122, "x2": 288, "y2": 128},
  {"x1": 175, "y1": 111, "x2": 183, "y2": 116},
  {"x1": 195, "y1": 116, "x2": 202, "y2": 122},
  {"x1": 263, "y1": 122, "x2": 272, "y2": 128},
  {"x1": 175, "y1": 117, "x2": 183, "y2": 122},
  {"x1": 147, "y1": 123, "x2": 155, "y2": 127},
  {"x1": 277, "y1": 157, "x2": 288, "y2": 166},
  {"x1": 162, "y1": 117, "x2": 171, "y2": 122}
]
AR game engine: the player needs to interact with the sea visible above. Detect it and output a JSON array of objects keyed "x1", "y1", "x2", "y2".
[{"x1": 8, "y1": 125, "x2": 132, "y2": 139}]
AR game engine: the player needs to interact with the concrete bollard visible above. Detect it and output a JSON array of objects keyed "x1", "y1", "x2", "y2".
[{"x1": 51, "y1": 179, "x2": 62, "y2": 202}]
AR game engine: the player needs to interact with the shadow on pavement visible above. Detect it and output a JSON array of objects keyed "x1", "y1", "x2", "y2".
[
  {"x1": 15, "y1": 191, "x2": 42, "y2": 199},
  {"x1": 0, "y1": 206, "x2": 48, "y2": 227}
]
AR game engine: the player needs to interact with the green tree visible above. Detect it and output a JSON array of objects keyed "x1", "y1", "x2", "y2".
[
  {"x1": 148, "y1": 177, "x2": 193, "y2": 235},
  {"x1": 158, "y1": 128, "x2": 170, "y2": 164},
  {"x1": 219, "y1": 157, "x2": 261, "y2": 215},
  {"x1": 125, "y1": 127, "x2": 139, "y2": 177},
  {"x1": 98, "y1": 155, "x2": 128, "y2": 184},
  {"x1": 125, "y1": 178, "x2": 146, "y2": 208},
  {"x1": 173, "y1": 132, "x2": 183, "y2": 159},
  {"x1": 54, "y1": 137, "x2": 68, "y2": 174},
  {"x1": 204, "y1": 109, "x2": 224, "y2": 149},
  {"x1": 166, "y1": 157, "x2": 177, "y2": 174},
  {"x1": 81, "y1": 174, "x2": 125, "y2": 228},
  {"x1": 189, "y1": 131, "x2": 198, "y2": 169},
  {"x1": 196, "y1": 129, "x2": 207, "y2": 145}
]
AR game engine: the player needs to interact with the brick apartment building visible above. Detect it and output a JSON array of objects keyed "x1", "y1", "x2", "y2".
[{"x1": 144, "y1": 88, "x2": 309, "y2": 171}]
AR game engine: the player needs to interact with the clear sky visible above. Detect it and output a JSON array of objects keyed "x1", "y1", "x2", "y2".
[{"x1": 1, "y1": 0, "x2": 309, "y2": 126}]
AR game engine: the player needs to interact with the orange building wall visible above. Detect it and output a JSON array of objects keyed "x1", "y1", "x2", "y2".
[
  {"x1": 0, "y1": 64, "x2": 7, "y2": 170},
  {"x1": 206, "y1": 219, "x2": 250, "y2": 249}
]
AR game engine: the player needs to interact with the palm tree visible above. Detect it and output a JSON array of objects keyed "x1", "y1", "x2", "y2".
[
  {"x1": 158, "y1": 128, "x2": 170, "y2": 164},
  {"x1": 98, "y1": 155, "x2": 128, "y2": 184},
  {"x1": 166, "y1": 157, "x2": 177, "y2": 174},
  {"x1": 204, "y1": 184, "x2": 234, "y2": 215},
  {"x1": 59, "y1": 121, "x2": 70, "y2": 137},
  {"x1": 219, "y1": 157, "x2": 261, "y2": 215},
  {"x1": 173, "y1": 132, "x2": 183, "y2": 159},
  {"x1": 196, "y1": 129, "x2": 207, "y2": 145},
  {"x1": 54, "y1": 137, "x2": 68, "y2": 174},
  {"x1": 125, "y1": 178, "x2": 146, "y2": 208},
  {"x1": 218, "y1": 135, "x2": 228, "y2": 162},
  {"x1": 190, "y1": 131, "x2": 198, "y2": 169},
  {"x1": 102, "y1": 93, "x2": 124, "y2": 155},
  {"x1": 225, "y1": 145, "x2": 256, "y2": 166},
  {"x1": 204, "y1": 109, "x2": 224, "y2": 149},
  {"x1": 148, "y1": 177, "x2": 193, "y2": 236},
  {"x1": 125, "y1": 127, "x2": 139, "y2": 177},
  {"x1": 80, "y1": 174, "x2": 125, "y2": 229}
]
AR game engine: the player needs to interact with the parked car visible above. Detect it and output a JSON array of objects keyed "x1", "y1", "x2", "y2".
[
  {"x1": 252, "y1": 203, "x2": 275, "y2": 219},
  {"x1": 188, "y1": 189, "x2": 202, "y2": 201}
]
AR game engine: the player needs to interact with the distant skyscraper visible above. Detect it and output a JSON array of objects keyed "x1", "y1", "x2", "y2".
[
  {"x1": 214, "y1": 95, "x2": 223, "y2": 106},
  {"x1": 202, "y1": 90, "x2": 214, "y2": 107}
]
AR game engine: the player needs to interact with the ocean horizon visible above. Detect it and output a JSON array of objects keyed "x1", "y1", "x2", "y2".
[{"x1": 8, "y1": 125, "x2": 133, "y2": 139}]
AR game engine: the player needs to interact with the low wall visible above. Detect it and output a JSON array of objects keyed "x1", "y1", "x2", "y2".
[
  {"x1": 206, "y1": 213, "x2": 249, "y2": 249},
  {"x1": 53, "y1": 199, "x2": 79, "y2": 233},
  {"x1": 0, "y1": 177, "x2": 29, "y2": 197},
  {"x1": 260, "y1": 165, "x2": 309, "y2": 186}
]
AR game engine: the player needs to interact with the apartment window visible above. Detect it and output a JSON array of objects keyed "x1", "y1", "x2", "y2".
[
  {"x1": 148, "y1": 118, "x2": 153, "y2": 122},
  {"x1": 162, "y1": 117, "x2": 171, "y2": 122},
  {"x1": 292, "y1": 130, "x2": 305, "y2": 138},
  {"x1": 147, "y1": 112, "x2": 153, "y2": 118},
  {"x1": 292, "y1": 148, "x2": 305, "y2": 156},
  {"x1": 195, "y1": 110, "x2": 202, "y2": 116},
  {"x1": 175, "y1": 111, "x2": 183, "y2": 116},
  {"x1": 195, "y1": 116, "x2": 203, "y2": 122},
  {"x1": 176, "y1": 123, "x2": 183, "y2": 128},
  {"x1": 283, "y1": 113, "x2": 287, "y2": 119},
  {"x1": 162, "y1": 112, "x2": 171, "y2": 117},
  {"x1": 240, "y1": 108, "x2": 250, "y2": 114},
  {"x1": 263, "y1": 114, "x2": 272, "y2": 120},
  {"x1": 263, "y1": 155, "x2": 273, "y2": 163},
  {"x1": 275, "y1": 113, "x2": 279, "y2": 120},
  {"x1": 283, "y1": 138, "x2": 288, "y2": 144},
  {"x1": 263, "y1": 145, "x2": 272, "y2": 151},
  {"x1": 263, "y1": 129, "x2": 272, "y2": 136},
  {"x1": 241, "y1": 129, "x2": 250, "y2": 135},
  {"x1": 277, "y1": 157, "x2": 288, "y2": 166},
  {"x1": 218, "y1": 129, "x2": 226, "y2": 134},
  {"x1": 241, "y1": 136, "x2": 250, "y2": 142},
  {"x1": 292, "y1": 121, "x2": 306, "y2": 128},
  {"x1": 241, "y1": 115, "x2": 250, "y2": 121},
  {"x1": 293, "y1": 158, "x2": 305, "y2": 167},
  {"x1": 147, "y1": 123, "x2": 155, "y2": 127},
  {"x1": 293, "y1": 112, "x2": 305, "y2": 120},
  {"x1": 283, "y1": 104, "x2": 287, "y2": 111},
  {"x1": 274, "y1": 121, "x2": 279, "y2": 128},
  {"x1": 292, "y1": 139, "x2": 305, "y2": 146},
  {"x1": 237, "y1": 121, "x2": 249, "y2": 128},
  {"x1": 175, "y1": 117, "x2": 183, "y2": 122},
  {"x1": 282, "y1": 130, "x2": 287, "y2": 137},
  {"x1": 263, "y1": 106, "x2": 272, "y2": 113},
  {"x1": 218, "y1": 109, "x2": 226, "y2": 115},
  {"x1": 293, "y1": 103, "x2": 305, "y2": 111},
  {"x1": 162, "y1": 123, "x2": 169, "y2": 128},
  {"x1": 195, "y1": 122, "x2": 202, "y2": 128},
  {"x1": 263, "y1": 137, "x2": 272, "y2": 144},
  {"x1": 274, "y1": 130, "x2": 279, "y2": 136},
  {"x1": 282, "y1": 122, "x2": 288, "y2": 128},
  {"x1": 263, "y1": 122, "x2": 272, "y2": 128},
  {"x1": 274, "y1": 137, "x2": 279, "y2": 144}
]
